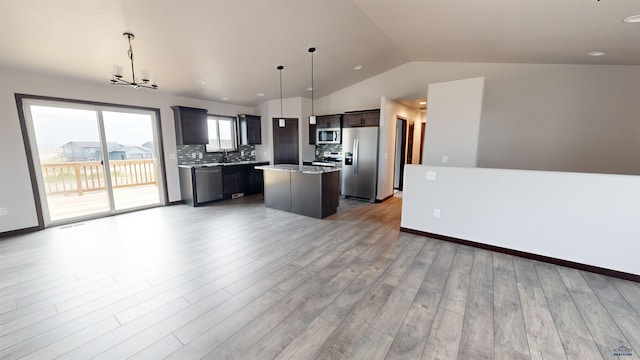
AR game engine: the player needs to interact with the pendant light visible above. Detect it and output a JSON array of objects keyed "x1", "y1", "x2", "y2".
[
  {"x1": 277, "y1": 65, "x2": 285, "y2": 127},
  {"x1": 308, "y1": 47, "x2": 316, "y2": 125},
  {"x1": 110, "y1": 32, "x2": 158, "y2": 90}
]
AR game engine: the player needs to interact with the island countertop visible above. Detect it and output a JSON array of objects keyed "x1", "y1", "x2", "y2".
[
  {"x1": 255, "y1": 164, "x2": 341, "y2": 174},
  {"x1": 179, "y1": 160, "x2": 269, "y2": 169}
]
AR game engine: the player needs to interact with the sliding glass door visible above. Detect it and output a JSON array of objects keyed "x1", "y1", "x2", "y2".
[
  {"x1": 102, "y1": 109, "x2": 160, "y2": 211},
  {"x1": 24, "y1": 99, "x2": 163, "y2": 226}
]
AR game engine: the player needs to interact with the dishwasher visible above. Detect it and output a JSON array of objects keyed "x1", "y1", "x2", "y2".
[
  {"x1": 180, "y1": 165, "x2": 224, "y2": 206},
  {"x1": 194, "y1": 166, "x2": 223, "y2": 204}
]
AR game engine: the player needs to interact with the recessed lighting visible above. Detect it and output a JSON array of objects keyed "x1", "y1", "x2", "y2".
[
  {"x1": 587, "y1": 51, "x2": 606, "y2": 57},
  {"x1": 307, "y1": 87, "x2": 313, "y2": 91},
  {"x1": 419, "y1": 101, "x2": 427, "y2": 105},
  {"x1": 196, "y1": 80, "x2": 206, "y2": 85},
  {"x1": 221, "y1": 97, "x2": 229, "y2": 101},
  {"x1": 623, "y1": 14, "x2": 640, "y2": 23},
  {"x1": 257, "y1": 93, "x2": 264, "y2": 97},
  {"x1": 354, "y1": 65, "x2": 363, "y2": 70}
]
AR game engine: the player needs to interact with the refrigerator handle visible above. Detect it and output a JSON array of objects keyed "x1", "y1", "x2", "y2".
[{"x1": 353, "y1": 139, "x2": 359, "y2": 176}]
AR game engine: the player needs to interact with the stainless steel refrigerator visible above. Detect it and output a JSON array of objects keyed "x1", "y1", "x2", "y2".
[{"x1": 341, "y1": 126, "x2": 379, "y2": 201}]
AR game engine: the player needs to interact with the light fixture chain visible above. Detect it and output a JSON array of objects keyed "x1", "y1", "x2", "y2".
[
  {"x1": 311, "y1": 50, "x2": 314, "y2": 115},
  {"x1": 279, "y1": 66, "x2": 283, "y2": 117},
  {"x1": 110, "y1": 32, "x2": 157, "y2": 90},
  {"x1": 128, "y1": 36, "x2": 136, "y2": 85}
]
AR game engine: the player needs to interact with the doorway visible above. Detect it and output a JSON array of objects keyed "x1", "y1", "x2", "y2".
[
  {"x1": 394, "y1": 118, "x2": 408, "y2": 190},
  {"x1": 22, "y1": 98, "x2": 165, "y2": 226},
  {"x1": 272, "y1": 118, "x2": 299, "y2": 164}
]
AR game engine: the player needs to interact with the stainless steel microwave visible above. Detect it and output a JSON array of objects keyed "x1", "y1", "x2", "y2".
[{"x1": 316, "y1": 128, "x2": 341, "y2": 144}]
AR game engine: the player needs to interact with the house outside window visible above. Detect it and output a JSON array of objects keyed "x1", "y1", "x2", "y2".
[{"x1": 206, "y1": 116, "x2": 237, "y2": 152}]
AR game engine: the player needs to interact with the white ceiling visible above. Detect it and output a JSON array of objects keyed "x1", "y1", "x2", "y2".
[{"x1": 1, "y1": 0, "x2": 639, "y2": 107}]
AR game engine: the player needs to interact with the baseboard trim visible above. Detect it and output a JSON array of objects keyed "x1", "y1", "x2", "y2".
[
  {"x1": 375, "y1": 194, "x2": 394, "y2": 203},
  {"x1": 168, "y1": 200, "x2": 183, "y2": 206},
  {"x1": 0, "y1": 226, "x2": 41, "y2": 239},
  {"x1": 400, "y1": 227, "x2": 639, "y2": 283}
]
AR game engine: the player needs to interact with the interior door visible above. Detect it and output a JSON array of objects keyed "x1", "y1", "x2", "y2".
[
  {"x1": 394, "y1": 119, "x2": 407, "y2": 190},
  {"x1": 272, "y1": 118, "x2": 299, "y2": 164}
]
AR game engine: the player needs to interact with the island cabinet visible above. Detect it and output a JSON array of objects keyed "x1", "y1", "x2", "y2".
[
  {"x1": 256, "y1": 165, "x2": 341, "y2": 219},
  {"x1": 238, "y1": 114, "x2": 262, "y2": 145},
  {"x1": 172, "y1": 106, "x2": 209, "y2": 145},
  {"x1": 343, "y1": 110, "x2": 380, "y2": 128}
]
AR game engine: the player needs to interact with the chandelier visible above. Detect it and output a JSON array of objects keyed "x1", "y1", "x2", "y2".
[{"x1": 110, "y1": 32, "x2": 158, "y2": 90}]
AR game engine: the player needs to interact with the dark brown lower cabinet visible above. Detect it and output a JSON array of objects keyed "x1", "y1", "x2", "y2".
[{"x1": 222, "y1": 163, "x2": 268, "y2": 198}]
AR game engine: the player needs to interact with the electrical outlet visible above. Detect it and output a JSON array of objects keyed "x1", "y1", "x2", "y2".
[
  {"x1": 0, "y1": 207, "x2": 7, "y2": 216},
  {"x1": 198, "y1": 152, "x2": 203, "y2": 159},
  {"x1": 441, "y1": 155, "x2": 448, "y2": 163},
  {"x1": 241, "y1": 150, "x2": 245, "y2": 157},
  {"x1": 192, "y1": 153, "x2": 197, "y2": 159},
  {"x1": 433, "y1": 208, "x2": 441, "y2": 218},
  {"x1": 426, "y1": 171, "x2": 436, "y2": 180},
  {"x1": 251, "y1": 150, "x2": 256, "y2": 156}
]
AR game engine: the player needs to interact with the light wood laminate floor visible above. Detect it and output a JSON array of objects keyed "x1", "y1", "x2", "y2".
[{"x1": 1, "y1": 195, "x2": 638, "y2": 359}]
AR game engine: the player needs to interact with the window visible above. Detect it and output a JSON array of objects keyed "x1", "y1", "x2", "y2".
[{"x1": 205, "y1": 116, "x2": 237, "y2": 152}]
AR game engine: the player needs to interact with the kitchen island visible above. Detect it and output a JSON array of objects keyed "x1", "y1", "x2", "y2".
[{"x1": 255, "y1": 164, "x2": 341, "y2": 219}]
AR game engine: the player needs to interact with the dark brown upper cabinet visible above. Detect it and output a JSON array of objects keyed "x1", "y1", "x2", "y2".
[
  {"x1": 343, "y1": 110, "x2": 380, "y2": 128},
  {"x1": 308, "y1": 122, "x2": 317, "y2": 145},
  {"x1": 238, "y1": 114, "x2": 262, "y2": 145},
  {"x1": 310, "y1": 114, "x2": 342, "y2": 144},
  {"x1": 315, "y1": 114, "x2": 342, "y2": 129},
  {"x1": 172, "y1": 106, "x2": 208, "y2": 145}
]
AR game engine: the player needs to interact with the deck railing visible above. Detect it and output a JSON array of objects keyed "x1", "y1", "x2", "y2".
[{"x1": 41, "y1": 159, "x2": 157, "y2": 195}]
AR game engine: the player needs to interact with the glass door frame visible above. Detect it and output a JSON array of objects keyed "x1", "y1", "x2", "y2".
[
  {"x1": 100, "y1": 106, "x2": 164, "y2": 214},
  {"x1": 17, "y1": 94, "x2": 168, "y2": 228}
]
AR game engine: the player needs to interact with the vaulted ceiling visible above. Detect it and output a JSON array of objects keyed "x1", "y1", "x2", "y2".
[{"x1": 1, "y1": 0, "x2": 639, "y2": 107}]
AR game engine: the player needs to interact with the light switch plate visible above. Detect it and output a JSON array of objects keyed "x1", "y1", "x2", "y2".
[
  {"x1": 442, "y1": 155, "x2": 448, "y2": 163},
  {"x1": 0, "y1": 207, "x2": 7, "y2": 216},
  {"x1": 433, "y1": 209, "x2": 441, "y2": 218}
]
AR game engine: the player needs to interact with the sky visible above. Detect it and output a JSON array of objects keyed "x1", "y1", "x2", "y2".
[{"x1": 30, "y1": 105, "x2": 155, "y2": 147}]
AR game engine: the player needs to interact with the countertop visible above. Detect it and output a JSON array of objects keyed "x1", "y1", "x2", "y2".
[
  {"x1": 255, "y1": 164, "x2": 342, "y2": 174},
  {"x1": 179, "y1": 161, "x2": 269, "y2": 169}
]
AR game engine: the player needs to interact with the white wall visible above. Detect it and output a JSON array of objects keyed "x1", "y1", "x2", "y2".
[
  {"x1": 0, "y1": 67, "x2": 252, "y2": 233},
  {"x1": 423, "y1": 77, "x2": 484, "y2": 167},
  {"x1": 413, "y1": 114, "x2": 426, "y2": 164},
  {"x1": 300, "y1": 97, "x2": 315, "y2": 162},
  {"x1": 378, "y1": 97, "x2": 422, "y2": 200},
  {"x1": 316, "y1": 62, "x2": 640, "y2": 175},
  {"x1": 401, "y1": 165, "x2": 640, "y2": 276}
]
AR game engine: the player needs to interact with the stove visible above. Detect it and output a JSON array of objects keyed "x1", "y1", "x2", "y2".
[{"x1": 312, "y1": 151, "x2": 343, "y2": 167}]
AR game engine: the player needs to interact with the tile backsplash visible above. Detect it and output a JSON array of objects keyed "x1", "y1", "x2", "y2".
[
  {"x1": 177, "y1": 144, "x2": 256, "y2": 165},
  {"x1": 315, "y1": 144, "x2": 343, "y2": 160}
]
